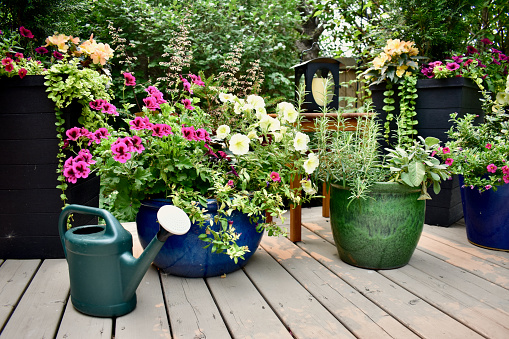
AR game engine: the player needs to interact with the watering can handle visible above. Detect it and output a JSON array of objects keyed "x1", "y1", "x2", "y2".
[{"x1": 58, "y1": 204, "x2": 120, "y2": 257}]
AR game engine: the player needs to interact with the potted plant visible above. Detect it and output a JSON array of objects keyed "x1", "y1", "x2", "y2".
[
  {"x1": 312, "y1": 100, "x2": 450, "y2": 269},
  {"x1": 62, "y1": 71, "x2": 318, "y2": 277},
  {"x1": 438, "y1": 75, "x2": 509, "y2": 251},
  {"x1": 0, "y1": 26, "x2": 113, "y2": 258}
]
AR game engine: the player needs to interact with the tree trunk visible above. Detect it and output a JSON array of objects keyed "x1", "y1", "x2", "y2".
[{"x1": 295, "y1": 0, "x2": 324, "y2": 61}]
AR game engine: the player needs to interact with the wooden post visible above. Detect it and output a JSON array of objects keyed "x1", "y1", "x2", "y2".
[
  {"x1": 322, "y1": 182, "x2": 330, "y2": 218},
  {"x1": 289, "y1": 174, "x2": 302, "y2": 242}
]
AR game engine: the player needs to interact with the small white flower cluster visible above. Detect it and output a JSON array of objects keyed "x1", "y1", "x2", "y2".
[{"x1": 218, "y1": 92, "x2": 319, "y2": 195}]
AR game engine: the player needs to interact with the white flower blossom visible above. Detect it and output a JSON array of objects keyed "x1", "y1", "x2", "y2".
[
  {"x1": 303, "y1": 153, "x2": 319, "y2": 174},
  {"x1": 247, "y1": 130, "x2": 258, "y2": 139},
  {"x1": 255, "y1": 106, "x2": 267, "y2": 119},
  {"x1": 247, "y1": 94, "x2": 265, "y2": 110},
  {"x1": 277, "y1": 102, "x2": 298, "y2": 123},
  {"x1": 273, "y1": 132, "x2": 283, "y2": 142},
  {"x1": 293, "y1": 132, "x2": 310, "y2": 151},
  {"x1": 229, "y1": 133, "x2": 250, "y2": 155},
  {"x1": 301, "y1": 179, "x2": 317, "y2": 195},
  {"x1": 219, "y1": 92, "x2": 236, "y2": 103},
  {"x1": 216, "y1": 125, "x2": 230, "y2": 139},
  {"x1": 268, "y1": 117, "x2": 281, "y2": 132}
]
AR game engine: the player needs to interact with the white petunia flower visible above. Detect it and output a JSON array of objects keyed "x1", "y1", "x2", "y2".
[
  {"x1": 293, "y1": 132, "x2": 310, "y2": 151},
  {"x1": 216, "y1": 125, "x2": 230, "y2": 139},
  {"x1": 247, "y1": 94, "x2": 265, "y2": 109},
  {"x1": 247, "y1": 130, "x2": 258, "y2": 139},
  {"x1": 219, "y1": 92, "x2": 236, "y2": 103},
  {"x1": 242, "y1": 103, "x2": 254, "y2": 113},
  {"x1": 229, "y1": 133, "x2": 250, "y2": 155},
  {"x1": 259, "y1": 115, "x2": 272, "y2": 131},
  {"x1": 268, "y1": 117, "x2": 281, "y2": 132},
  {"x1": 255, "y1": 106, "x2": 267, "y2": 119},
  {"x1": 277, "y1": 102, "x2": 298, "y2": 123},
  {"x1": 301, "y1": 179, "x2": 317, "y2": 195},
  {"x1": 273, "y1": 132, "x2": 283, "y2": 142},
  {"x1": 303, "y1": 153, "x2": 319, "y2": 174}
]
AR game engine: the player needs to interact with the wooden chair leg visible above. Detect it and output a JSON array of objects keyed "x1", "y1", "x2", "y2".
[
  {"x1": 322, "y1": 182, "x2": 330, "y2": 218},
  {"x1": 289, "y1": 174, "x2": 302, "y2": 242}
]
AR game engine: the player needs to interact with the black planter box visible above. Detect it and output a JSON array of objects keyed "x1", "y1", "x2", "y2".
[
  {"x1": 370, "y1": 78, "x2": 484, "y2": 226},
  {"x1": 0, "y1": 75, "x2": 100, "y2": 259}
]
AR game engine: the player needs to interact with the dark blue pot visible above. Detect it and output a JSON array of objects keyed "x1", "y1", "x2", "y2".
[
  {"x1": 459, "y1": 176, "x2": 509, "y2": 251},
  {"x1": 136, "y1": 199, "x2": 264, "y2": 277}
]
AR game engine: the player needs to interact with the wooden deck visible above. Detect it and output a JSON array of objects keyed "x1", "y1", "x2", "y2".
[{"x1": 1, "y1": 206, "x2": 509, "y2": 339}]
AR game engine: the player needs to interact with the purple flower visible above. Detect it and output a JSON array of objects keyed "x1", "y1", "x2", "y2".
[
  {"x1": 101, "y1": 102, "x2": 118, "y2": 116},
  {"x1": 89, "y1": 99, "x2": 106, "y2": 111},
  {"x1": 466, "y1": 46, "x2": 478, "y2": 55},
  {"x1": 143, "y1": 96, "x2": 160, "y2": 111},
  {"x1": 446, "y1": 62, "x2": 460, "y2": 71},
  {"x1": 181, "y1": 126, "x2": 196, "y2": 140},
  {"x1": 123, "y1": 72, "x2": 136, "y2": 86},
  {"x1": 19, "y1": 26, "x2": 34, "y2": 39},
  {"x1": 66, "y1": 127, "x2": 82, "y2": 141},
  {"x1": 152, "y1": 124, "x2": 173, "y2": 137},
  {"x1": 53, "y1": 51, "x2": 64, "y2": 60},
  {"x1": 182, "y1": 98, "x2": 194, "y2": 110},
  {"x1": 480, "y1": 38, "x2": 493, "y2": 45},
  {"x1": 35, "y1": 46, "x2": 48, "y2": 54}
]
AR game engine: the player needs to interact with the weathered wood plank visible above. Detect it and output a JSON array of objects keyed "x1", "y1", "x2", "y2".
[
  {"x1": 56, "y1": 296, "x2": 113, "y2": 339},
  {"x1": 161, "y1": 274, "x2": 231, "y2": 339},
  {"x1": 0, "y1": 259, "x2": 69, "y2": 339},
  {"x1": 381, "y1": 263, "x2": 509, "y2": 338},
  {"x1": 422, "y1": 229, "x2": 509, "y2": 268},
  {"x1": 245, "y1": 246, "x2": 356, "y2": 338},
  {"x1": 206, "y1": 267, "x2": 292, "y2": 339},
  {"x1": 0, "y1": 260, "x2": 40, "y2": 330},
  {"x1": 260, "y1": 235, "x2": 419, "y2": 339},
  {"x1": 297, "y1": 227, "x2": 484, "y2": 339},
  {"x1": 409, "y1": 249, "x2": 509, "y2": 317},
  {"x1": 115, "y1": 267, "x2": 170, "y2": 339},
  {"x1": 417, "y1": 235, "x2": 509, "y2": 289}
]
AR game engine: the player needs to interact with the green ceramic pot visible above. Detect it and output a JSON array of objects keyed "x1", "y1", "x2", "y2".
[{"x1": 330, "y1": 182, "x2": 425, "y2": 269}]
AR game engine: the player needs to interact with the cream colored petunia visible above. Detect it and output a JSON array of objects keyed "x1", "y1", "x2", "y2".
[
  {"x1": 219, "y1": 92, "x2": 236, "y2": 103},
  {"x1": 293, "y1": 132, "x2": 310, "y2": 151},
  {"x1": 229, "y1": 133, "x2": 250, "y2": 155},
  {"x1": 246, "y1": 94, "x2": 265, "y2": 110},
  {"x1": 301, "y1": 179, "x2": 317, "y2": 195},
  {"x1": 216, "y1": 125, "x2": 230, "y2": 139},
  {"x1": 303, "y1": 153, "x2": 319, "y2": 174}
]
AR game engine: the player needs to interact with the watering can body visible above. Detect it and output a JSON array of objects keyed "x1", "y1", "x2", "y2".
[{"x1": 59, "y1": 204, "x2": 171, "y2": 317}]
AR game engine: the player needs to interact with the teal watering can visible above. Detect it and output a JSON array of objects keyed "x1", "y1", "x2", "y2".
[{"x1": 58, "y1": 204, "x2": 190, "y2": 317}]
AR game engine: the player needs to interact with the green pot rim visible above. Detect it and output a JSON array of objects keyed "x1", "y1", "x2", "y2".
[{"x1": 331, "y1": 182, "x2": 421, "y2": 194}]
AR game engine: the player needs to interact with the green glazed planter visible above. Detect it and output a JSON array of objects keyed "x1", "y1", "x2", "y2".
[{"x1": 330, "y1": 182, "x2": 425, "y2": 269}]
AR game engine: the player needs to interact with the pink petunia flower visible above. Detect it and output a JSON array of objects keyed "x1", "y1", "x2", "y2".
[
  {"x1": 442, "y1": 147, "x2": 450, "y2": 154},
  {"x1": 101, "y1": 102, "x2": 118, "y2": 116},
  {"x1": 503, "y1": 174, "x2": 509, "y2": 184},
  {"x1": 18, "y1": 68, "x2": 27, "y2": 79},
  {"x1": 1, "y1": 57, "x2": 12, "y2": 66},
  {"x1": 485, "y1": 185, "x2": 492, "y2": 190},
  {"x1": 466, "y1": 46, "x2": 478, "y2": 55},
  {"x1": 4, "y1": 63, "x2": 14, "y2": 72},
  {"x1": 502, "y1": 165, "x2": 509, "y2": 175},
  {"x1": 270, "y1": 171, "x2": 281, "y2": 182},
  {"x1": 123, "y1": 72, "x2": 136, "y2": 86},
  {"x1": 485, "y1": 143, "x2": 492, "y2": 149},
  {"x1": 227, "y1": 180, "x2": 234, "y2": 187},
  {"x1": 73, "y1": 161, "x2": 91, "y2": 179},
  {"x1": 111, "y1": 141, "x2": 132, "y2": 163},
  {"x1": 19, "y1": 26, "x2": 34, "y2": 39},
  {"x1": 446, "y1": 62, "x2": 460, "y2": 71},
  {"x1": 487, "y1": 163, "x2": 497, "y2": 173},
  {"x1": 66, "y1": 127, "x2": 82, "y2": 141},
  {"x1": 53, "y1": 51, "x2": 64, "y2": 60},
  {"x1": 35, "y1": 46, "x2": 48, "y2": 54},
  {"x1": 480, "y1": 38, "x2": 493, "y2": 45},
  {"x1": 445, "y1": 158, "x2": 454, "y2": 166}
]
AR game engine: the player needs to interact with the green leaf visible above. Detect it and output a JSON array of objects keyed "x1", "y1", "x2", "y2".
[
  {"x1": 424, "y1": 137, "x2": 440, "y2": 147},
  {"x1": 407, "y1": 161, "x2": 426, "y2": 186},
  {"x1": 433, "y1": 180, "x2": 441, "y2": 195}
]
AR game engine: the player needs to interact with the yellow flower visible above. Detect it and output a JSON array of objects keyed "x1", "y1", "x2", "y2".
[
  {"x1": 90, "y1": 43, "x2": 114, "y2": 66},
  {"x1": 396, "y1": 65, "x2": 409, "y2": 77},
  {"x1": 384, "y1": 39, "x2": 406, "y2": 56},
  {"x1": 373, "y1": 52, "x2": 390, "y2": 69},
  {"x1": 46, "y1": 34, "x2": 70, "y2": 52}
]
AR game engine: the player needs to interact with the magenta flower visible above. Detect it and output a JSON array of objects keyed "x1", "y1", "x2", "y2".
[
  {"x1": 129, "y1": 117, "x2": 147, "y2": 130},
  {"x1": 4, "y1": 63, "x2": 14, "y2": 72},
  {"x1": 218, "y1": 151, "x2": 229, "y2": 160},
  {"x1": 502, "y1": 165, "x2": 509, "y2": 175},
  {"x1": 111, "y1": 141, "x2": 131, "y2": 163},
  {"x1": 19, "y1": 26, "x2": 34, "y2": 39},
  {"x1": 485, "y1": 143, "x2": 492, "y2": 149},
  {"x1": 445, "y1": 158, "x2": 454, "y2": 166},
  {"x1": 503, "y1": 175, "x2": 509, "y2": 184},
  {"x1": 75, "y1": 149, "x2": 96, "y2": 165},
  {"x1": 485, "y1": 185, "x2": 492, "y2": 190},
  {"x1": 1, "y1": 58, "x2": 12, "y2": 66},
  {"x1": 63, "y1": 165, "x2": 78, "y2": 184},
  {"x1": 14, "y1": 52, "x2": 24, "y2": 60},
  {"x1": 35, "y1": 46, "x2": 48, "y2": 54},
  {"x1": 73, "y1": 161, "x2": 91, "y2": 179},
  {"x1": 151, "y1": 91, "x2": 167, "y2": 104},
  {"x1": 89, "y1": 99, "x2": 106, "y2": 111},
  {"x1": 18, "y1": 68, "x2": 27, "y2": 79},
  {"x1": 194, "y1": 128, "x2": 210, "y2": 142},
  {"x1": 181, "y1": 126, "x2": 196, "y2": 140},
  {"x1": 93, "y1": 127, "x2": 110, "y2": 140},
  {"x1": 130, "y1": 135, "x2": 145, "y2": 153},
  {"x1": 182, "y1": 98, "x2": 194, "y2": 110},
  {"x1": 66, "y1": 127, "x2": 82, "y2": 141},
  {"x1": 446, "y1": 62, "x2": 460, "y2": 71},
  {"x1": 53, "y1": 51, "x2": 64, "y2": 60},
  {"x1": 123, "y1": 72, "x2": 136, "y2": 86},
  {"x1": 270, "y1": 171, "x2": 281, "y2": 182},
  {"x1": 152, "y1": 124, "x2": 173, "y2": 137},
  {"x1": 487, "y1": 163, "x2": 497, "y2": 173},
  {"x1": 442, "y1": 147, "x2": 450, "y2": 154},
  {"x1": 227, "y1": 180, "x2": 234, "y2": 187},
  {"x1": 101, "y1": 102, "x2": 118, "y2": 116},
  {"x1": 480, "y1": 38, "x2": 493, "y2": 45},
  {"x1": 463, "y1": 59, "x2": 474, "y2": 67},
  {"x1": 466, "y1": 46, "x2": 478, "y2": 55},
  {"x1": 189, "y1": 74, "x2": 205, "y2": 86},
  {"x1": 182, "y1": 79, "x2": 193, "y2": 94},
  {"x1": 144, "y1": 86, "x2": 163, "y2": 97},
  {"x1": 143, "y1": 96, "x2": 160, "y2": 111}
]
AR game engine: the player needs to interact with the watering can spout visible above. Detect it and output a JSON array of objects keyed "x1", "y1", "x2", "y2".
[{"x1": 121, "y1": 205, "x2": 190, "y2": 301}]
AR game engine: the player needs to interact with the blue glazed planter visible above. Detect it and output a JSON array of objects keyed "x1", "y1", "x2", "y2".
[
  {"x1": 136, "y1": 199, "x2": 264, "y2": 277},
  {"x1": 459, "y1": 176, "x2": 509, "y2": 251}
]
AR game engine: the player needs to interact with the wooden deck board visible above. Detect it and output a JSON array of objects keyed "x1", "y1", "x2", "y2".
[
  {"x1": 244, "y1": 246, "x2": 356, "y2": 338},
  {"x1": 2, "y1": 207, "x2": 509, "y2": 339}
]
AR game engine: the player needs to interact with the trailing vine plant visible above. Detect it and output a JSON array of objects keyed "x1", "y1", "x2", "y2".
[{"x1": 396, "y1": 75, "x2": 418, "y2": 146}]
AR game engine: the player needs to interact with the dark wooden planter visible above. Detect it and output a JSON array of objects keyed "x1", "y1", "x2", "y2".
[
  {"x1": 370, "y1": 77, "x2": 484, "y2": 226},
  {"x1": 0, "y1": 75, "x2": 99, "y2": 259}
]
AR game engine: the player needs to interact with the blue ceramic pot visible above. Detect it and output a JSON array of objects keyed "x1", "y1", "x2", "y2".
[
  {"x1": 136, "y1": 199, "x2": 264, "y2": 277},
  {"x1": 459, "y1": 176, "x2": 509, "y2": 251}
]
